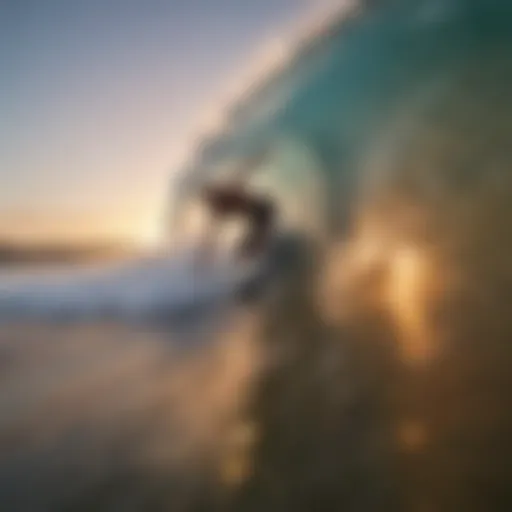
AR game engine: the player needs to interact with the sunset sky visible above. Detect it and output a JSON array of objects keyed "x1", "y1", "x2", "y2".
[{"x1": 0, "y1": 0, "x2": 317, "y2": 246}]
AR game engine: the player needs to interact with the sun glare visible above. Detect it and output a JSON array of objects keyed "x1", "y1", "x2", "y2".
[{"x1": 138, "y1": 221, "x2": 166, "y2": 251}]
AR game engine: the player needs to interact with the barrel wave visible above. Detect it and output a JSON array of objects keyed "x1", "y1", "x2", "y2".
[{"x1": 2, "y1": 1, "x2": 512, "y2": 511}]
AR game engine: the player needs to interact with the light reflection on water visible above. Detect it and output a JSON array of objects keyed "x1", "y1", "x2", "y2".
[{"x1": 0, "y1": 310, "x2": 263, "y2": 511}]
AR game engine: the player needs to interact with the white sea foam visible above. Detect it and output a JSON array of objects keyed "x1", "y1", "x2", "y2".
[{"x1": 0, "y1": 251, "x2": 249, "y2": 325}]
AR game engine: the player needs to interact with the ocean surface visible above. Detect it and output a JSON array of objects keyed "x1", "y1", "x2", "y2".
[{"x1": 0, "y1": 254, "x2": 268, "y2": 511}]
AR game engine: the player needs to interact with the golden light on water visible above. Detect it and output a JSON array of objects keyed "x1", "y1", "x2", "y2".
[
  {"x1": 318, "y1": 213, "x2": 440, "y2": 368},
  {"x1": 398, "y1": 420, "x2": 428, "y2": 454},
  {"x1": 220, "y1": 421, "x2": 259, "y2": 487},
  {"x1": 385, "y1": 244, "x2": 434, "y2": 365}
]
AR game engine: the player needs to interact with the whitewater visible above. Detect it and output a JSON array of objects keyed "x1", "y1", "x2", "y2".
[{"x1": 0, "y1": 252, "x2": 247, "y2": 328}]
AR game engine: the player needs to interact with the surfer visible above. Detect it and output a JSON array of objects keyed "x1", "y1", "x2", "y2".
[
  {"x1": 201, "y1": 182, "x2": 275, "y2": 260},
  {"x1": 193, "y1": 181, "x2": 276, "y2": 302}
]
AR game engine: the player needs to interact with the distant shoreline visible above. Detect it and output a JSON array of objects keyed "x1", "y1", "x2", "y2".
[{"x1": 0, "y1": 241, "x2": 137, "y2": 267}]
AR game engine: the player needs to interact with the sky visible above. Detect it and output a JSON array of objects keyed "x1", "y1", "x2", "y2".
[{"x1": 0, "y1": 0, "x2": 317, "y2": 246}]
